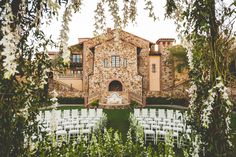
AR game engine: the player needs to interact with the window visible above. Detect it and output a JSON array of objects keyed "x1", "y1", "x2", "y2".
[
  {"x1": 111, "y1": 55, "x2": 120, "y2": 67},
  {"x1": 104, "y1": 59, "x2": 109, "y2": 68},
  {"x1": 152, "y1": 64, "x2": 156, "y2": 73},
  {"x1": 123, "y1": 58, "x2": 127, "y2": 67},
  {"x1": 109, "y1": 80, "x2": 122, "y2": 91},
  {"x1": 72, "y1": 55, "x2": 81, "y2": 63}
]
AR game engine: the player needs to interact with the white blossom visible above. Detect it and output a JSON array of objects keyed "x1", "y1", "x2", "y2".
[
  {"x1": 187, "y1": 83, "x2": 198, "y2": 120},
  {"x1": 39, "y1": 64, "x2": 50, "y2": 89},
  {"x1": 201, "y1": 77, "x2": 233, "y2": 132},
  {"x1": 191, "y1": 134, "x2": 202, "y2": 157},
  {"x1": 50, "y1": 90, "x2": 59, "y2": 132},
  {"x1": 0, "y1": 4, "x2": 20, "y2": 79},
  {"x1": 182, "y1": 39, "x2": 194, "y2": 70},
  {"x1": 50, "y1": 90, "x2": 59, "y2": 108},
  {"x1": 59, "y1": 4, "x2": 73, "y2": 64}
]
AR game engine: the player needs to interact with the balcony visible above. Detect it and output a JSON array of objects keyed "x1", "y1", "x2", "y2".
[{"x1": 58, "y1": 71, "x2": 83, "y2": 79}]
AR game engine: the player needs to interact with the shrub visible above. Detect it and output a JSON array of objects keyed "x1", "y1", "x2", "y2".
[
  {"x1": 130, "y1": 100, "x2": 140, "y2": 109},
  {"x1": 57, "y1": 97, "x2": 84, "y2": 104},
  {"x1": 90, "y1": 99, "x2": 99, "y2": 108},
  {"x1": 146, "y1": 97, "x2": 188, "y2": 106}
]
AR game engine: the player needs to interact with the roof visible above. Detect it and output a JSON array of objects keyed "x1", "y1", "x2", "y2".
[
  {"x1": 156, "y1": 38, "x2": 175, "y2": 44},
  {"x1": 78, "y1": 38, "x2": 91, "y2": 43},
  {"x1": 69, "y1": 43, "x2": 83, "y2": 52},
  {"x1": 82, "y1": 28, "x2": 155, "y2": 49}
]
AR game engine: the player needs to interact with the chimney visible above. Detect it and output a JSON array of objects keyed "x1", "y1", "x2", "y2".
[
  {"x1": 156, "y1": 38, "x2": 175, "y2": 53},
  {"x1": 150, "y1": 44, "x2": 155, "y2": 52}
]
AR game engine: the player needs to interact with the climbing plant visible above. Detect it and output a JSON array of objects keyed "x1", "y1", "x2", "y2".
[
  {"x1": 165, "y1": 0, "x2": 236, "y2": 156},
  {"x1": 0, "y1": 0, "x2": 157, "y2": 156}
]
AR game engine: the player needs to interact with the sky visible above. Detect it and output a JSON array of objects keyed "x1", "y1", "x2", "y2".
[{"x1": 43, "y1": 0, "x2": 179, "y2": 50}]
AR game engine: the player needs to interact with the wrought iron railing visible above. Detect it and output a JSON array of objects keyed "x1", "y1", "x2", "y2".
[
  {"x1": 58, "y1": 73, "x2": 83, "y2": 79},
  {"x1": 88, "y1": 93, "x2": 100, "y2": 105},
  {"x1": 129, "y1": 91, "x2": 143, "y2": 105}
]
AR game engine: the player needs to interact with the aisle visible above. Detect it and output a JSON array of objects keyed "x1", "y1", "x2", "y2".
[{"x1": 104, "y1": 109, "x2": 130, "y2": 141}]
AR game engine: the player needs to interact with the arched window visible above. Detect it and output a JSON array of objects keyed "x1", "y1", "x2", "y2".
[{"x1": 109, "y1": 80, "x2": 122, "y2": 91}]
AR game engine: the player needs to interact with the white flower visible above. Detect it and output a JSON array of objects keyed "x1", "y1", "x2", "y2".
[
  {"x1": 191, "y1": 134, "x2": 202, "y2": 157},
  {"x1": 51, "y1": 90, "x2": 59, "y2": 108},
  {"x1": 59, "y1": 5, "x2": 73, "y2": 64},
  {"x1": 0, "y1": 5, "x2": 21, "y2": 79}
]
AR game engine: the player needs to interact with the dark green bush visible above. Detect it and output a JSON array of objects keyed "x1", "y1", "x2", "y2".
[
  {"x1": 57, "y1": 97, "x2": 84, "y2": 104},
  {"x1": 90, "y1": 99, "x2": 99, "y2": 107},
  {"x1": 130, "y1": 100, "x2": 140, "y2": 109},
  {"x1": 146, "y1": 97, "x2": 188, "y2": 106}
]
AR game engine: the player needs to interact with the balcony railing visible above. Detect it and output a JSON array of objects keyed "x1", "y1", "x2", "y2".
[{"x1": 58, "y1": 73, "x2": 83, "y2": 79}]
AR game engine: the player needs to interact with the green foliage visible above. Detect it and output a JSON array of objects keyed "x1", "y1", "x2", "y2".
[
  {"x1": 130, "y1": 100, "x2": 140, "y2": 109},
  {"x1": 168, "y1": 45, "x2": 188, "y2": 72},
  {"x1": 0, "y1": 1, "x2": 80, "y2": 156},
  {"x1": 57, "y1": 97, "x2": 84, "y2": 104},
  {"x1": 90, "y1": 99, "x2": 99, "y2": 108},
  {"x1": 146, "y1": 97, "x2": 188, "y2": 106},
  {"x1": 32, "y1": 128, "x2": 158, "y2": 157},
  {"x1": 165, "y1": 0, "x2": 236, "y2": 156}
]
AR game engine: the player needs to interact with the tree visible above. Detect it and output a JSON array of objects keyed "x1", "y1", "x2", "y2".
[
  {"x1": 0, "y1": 0, "x2": 157, "y2": 156},
  {"x1": 168, "y1": 45, "x2": 188, "y2": 72},
  {"x1": 229, "y1": 47, "x2": 236, "y2": 77},
  {"x1": 166, "y1": 0, "x2": 236, "y2": 156}
]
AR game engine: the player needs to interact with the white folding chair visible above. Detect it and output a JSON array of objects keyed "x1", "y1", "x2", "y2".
[
  {"x1": 141, "y1": 109, "x2": 148, "y2": 118},
  {"x1": 158, "y1": 109, "x2": 166, "y2": 119},
  {"x1": 167, "y1": 109, "x2": 174, "y2": 120},
  {"x1": 144, "y1": 129, "x2": 156, "y2": 144},
  {"x1": 156, "y1": 129, "x2": 167, "y2": 142},
  {"x1": 88, "y1": 109, "x2": 96, "y2": 118},
  {"x1": 56, "y1": 130, "x2": 67, "y2": 143},
  {"x1": 63, "y1": 110, "x2": 70, "y2": 120},
  {"x1": 55, "y1": 110, "x2": 62, "y2": 120},
  {"x1": 68, "y1": 129, "x2": 80, "y2": 142},
  {"x1": 71, "y1": 109, "x2": 78, "y2": 119},
  {"x1": 134, "y1": 109, "x2": 140, "y2": 117},
  {"x1": 81, "y1": 109, "x2": 88, "y2": 118},
  {"x1": 96, "y1": 109, "x2": 103, "y2": 117},
  {"x1": 149, "y1": 109, "x2": 156, "y2": 118},
  {"x1": 44, "y1": 110, "x2": 51, "y2": 121}
]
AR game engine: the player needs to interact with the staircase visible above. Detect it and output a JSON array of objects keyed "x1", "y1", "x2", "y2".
[
  {"x1": 129, "y1": 92, "x2": 143, "y2": 105},
  {"x1": 49, "y1": 79, "x2": 79, "y2": 92},
  {"x1": 88, "y1": 93, "x2": 99, "y2": 105}
]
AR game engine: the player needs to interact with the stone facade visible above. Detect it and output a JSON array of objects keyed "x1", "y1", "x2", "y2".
[{"x1": 50, "y1": 29, "x2": 189, "y2": 106}]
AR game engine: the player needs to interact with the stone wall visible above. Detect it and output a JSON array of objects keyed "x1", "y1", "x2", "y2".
[
  {"x1": 87, "y1": 39, "x2": 143, "y2": 105},
  {"x1": 160, "y1": 49, "x2": 174, "y2": 90},
  {"x1": 82, "y1": 30, "x2": 151, "y2": 105}
]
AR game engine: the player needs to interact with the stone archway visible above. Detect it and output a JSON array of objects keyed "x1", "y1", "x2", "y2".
[{"x1": 108, "y1": 80, "x2": 123, "y2": 91}]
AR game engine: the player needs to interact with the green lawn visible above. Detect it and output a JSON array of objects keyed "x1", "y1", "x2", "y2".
[{"x1": 103, "y1": 109, "x2": 131, "y2": 141}]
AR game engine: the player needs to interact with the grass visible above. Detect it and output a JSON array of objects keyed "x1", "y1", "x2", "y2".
[{"x1": 103, "y1": 109, "x2": 131, "y2": 141}]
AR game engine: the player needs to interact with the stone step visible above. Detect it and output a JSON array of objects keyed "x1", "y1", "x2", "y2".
[{"x1": 99, "y1": 104, "x2": 130, "y2": 109}]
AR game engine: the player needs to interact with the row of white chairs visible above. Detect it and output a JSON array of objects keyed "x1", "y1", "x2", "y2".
[
  {"x1": 37, "y1": 108, "x2": 104, "y2": 122},
  {"x1": 38, "y1": 109, "x2": 107, "y2": 143},
  {"x1": 134, "y1": 108, "x2": 185, "y2": 121},
  {"x1": 131, "y1": 109, "x2": 191, "y2": 146}
]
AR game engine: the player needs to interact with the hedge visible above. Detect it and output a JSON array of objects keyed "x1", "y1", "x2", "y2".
[
  {"x1": 57, "y1": 97, "x2": 84, "y2": 104},
  {"x1": 146, "y1": 97, "x2": 188, "y2": 106}
]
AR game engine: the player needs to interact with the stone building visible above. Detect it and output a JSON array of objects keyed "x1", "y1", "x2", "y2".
[{"x1": 49, "y1": 29, "x2": 189, "y2": 107}]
